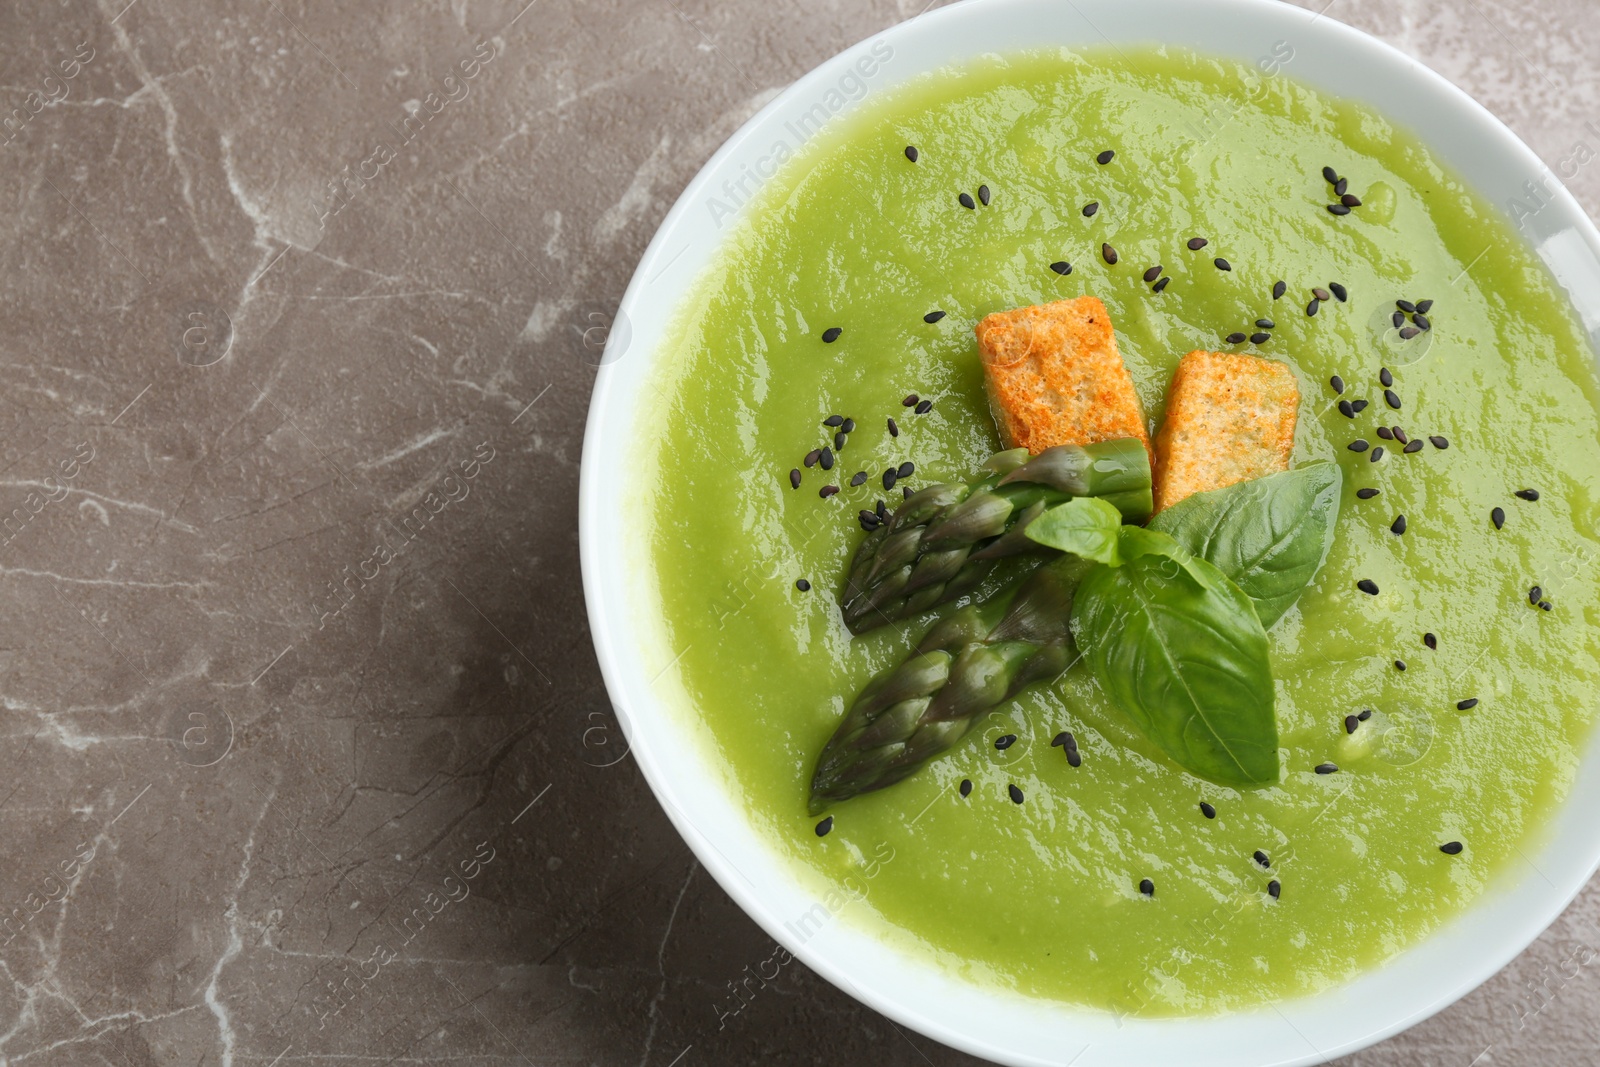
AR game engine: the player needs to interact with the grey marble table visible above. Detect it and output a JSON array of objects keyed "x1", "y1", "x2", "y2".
[{"x1": 2, "y1": 0, "x2": 1597, "y2": 1063}]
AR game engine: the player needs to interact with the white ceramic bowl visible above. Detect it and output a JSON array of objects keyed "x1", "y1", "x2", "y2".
[{"x1": 579, "y1": 1, "x2": 1600, "y2": 1063}]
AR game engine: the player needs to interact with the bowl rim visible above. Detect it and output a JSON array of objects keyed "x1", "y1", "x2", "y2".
[{"x1": 578, "y1": 1, "x2": 1600, "y2": 1063}]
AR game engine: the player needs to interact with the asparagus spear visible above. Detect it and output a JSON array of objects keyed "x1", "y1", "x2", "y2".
[
  {"x1": 810, "y1": 554, "x2": 1095, "y2": 813},
  {"x1": 840, "y1": 439, "x2": 1150, "y2": 634}
]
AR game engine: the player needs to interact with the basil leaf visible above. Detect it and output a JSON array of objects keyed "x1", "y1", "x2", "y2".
[
  {"x1": 1071, "y1": 528, "x2": 1279, "y2": 788},
  {"x1": 1024, "y1": 497, "x2": 1124, "y2": 564},
  {"x1": 1148, "y1": 464, "x2": 1341, "y2": 628}
]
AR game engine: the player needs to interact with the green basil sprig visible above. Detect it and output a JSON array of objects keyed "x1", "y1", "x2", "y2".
[
  {"x1": 1148, "y1": 463, "x2": 1342, "y2": 628},
  {"x1": 1022, "y1": 466, "x2": 1341, "y2": 788},
  {"x1": 1017, "y1": 463, "x2": 1344, "y2": 790}
]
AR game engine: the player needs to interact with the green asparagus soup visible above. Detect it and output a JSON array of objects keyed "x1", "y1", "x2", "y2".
[{"x1": 640, "y1": 46, "x2": 1600, "y2": 1013}]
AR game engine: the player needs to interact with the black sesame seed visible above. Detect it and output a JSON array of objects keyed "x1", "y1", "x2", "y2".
[
  {"x1": 995, "y1": 733, "x2": 1016, "y2": 750},
  {"x1": 1376, "y1": 427, "x2": 1394, "y2": 440},
  {"x1": 815, "y1": 816, "x2": 833, "y2": 837},
  {"x1": 858, "y1": 510, "x2": 880, "y2": 529},
  {"x1": 887, "y1": 418, "x2": 899, "y2": 438},
  {"x1": 1357, "y1": 579, "x2": 1379, "y2": 595},
  {"x1": 902, "y1": 486, "x2": 912, "y2": 499},
  {"x1": 1272, "y1": 280, "x2": 1287, "y2": 299},
  {"x1": 915, "y1": 399, "x2": 933, "y2": 414},
  {"x1": 1351, "y1": 399, "x2": 1369, "y2": 412},
  {"x1": 1403, "y1": 440, "x2": 1423, "y2": 454},
  {"x1": 1429, "y1": 435, "x2": 1448, "y2": 449},
  {"x1": 1396, "y1": 299, "x2": 1417, "y2": 313},
  {"x1": 1413, "y1": 313, "x2": 1431, "y2": 331},
  {"x1": 1541, "y1": 600, "x2": 1553, "y2": 611},
  {"x1": 1139, "y1": 878, "x2": 1154, "y2": 896},
  {"x1": 824, "y1": 415, "x2": 844, "y2": 427},
  {"x1": 1083, "y1": 201, "x2": 1100, "y2": 217},
  {"x1": 841, "y1": 418, "x2": 855, "y2": 433},
  {"x1": 1251, "y1": 332, "x2": 1271, "y2": 344},
  {"x1": 1103, "y1": 243, "x2": 1118, "y2": 265},
  {"x1": 1342, "y1": 193, "x2": 1362, "y2": 207},
  {"x1": 1307, "y1": 298, "x2": 1320, "y2": 316},
  {"x1": 896, "y1": 462, "x2": 914, "y2": 479},
  {"x1": 1322, "y1": 166, "x2": 1339, "y2": 183},
  {"x1": 924, "y1": 310, "x2": 946, "y2": 324},
  {"x1": 1392, "y1": 427, "x2": 1408, "y2": 443},
  {"x1": 1200, "y1": 801, "x2": 1216, "y2": 819},
  {"x1": 834, "y1": 431, "x2": 846, "y2": 450},
  {"x1": 1268, "y1": 880, "x2": 1282, "y2": 899},
  {"x1": 1515, "y1": 488, "x2": 1540, "y2": 501},
  {"x1": 1379, "y1": 367, "x2": 1393, "y2": 387},
  {"x1": 1064, "y1": 734, "x2": 1081, "y2": 767},
  {"x1": 1330, "y1": 375, "x2": 1345, "y2": 394},
  {"x1": 1227, "y1": 332, "x2": 1248, "y2": 344},
  {"x1": 1345, "y1": 714, "x2": 1360, "y2": 734},
  {"x1": 1415, "y1": 299, "x2": 1434, "y2": 313},
  {"x1": 796, "y1": 578, "x2": 811, "y2": 592},
  {"x1": 1491, "y1": 506, "x2": 1505, "y2": 529},
  {"x1": 850, "y1": 471, "x2": 866, "y2": 487},
  {"x1": 1328, "y1": 203, "x2": 1351, "y2": 215},
  {"x1": 875, "y1": 499, "x2": 887, "y2": 519},
  {"x1": 1457, "y1": 698, "x2": 1479, "y2": 711},
  {"x1": 1214, "y1": 258, "x2": 1232, "y2": 271},
  {"x1": 1097, "y1": 149, "x2": 1115, "y2": 165},
  {"x1": 1424, "y1": 632, "x2": 1437, "y2": 649},
  {"x1": 1315, "y1": 762, "x2": 1339, "y2": 774},
  {"x1": 1370, "y1": 446, "x2": 1385, "y2": 462},
  {"x1": 1392, "y1": 514, "x2": 1407, "y2": 535},
  {"x1": 1009, "y1": 784, "x2": 1024, "y2": 804},
  {"x1": 804, "y1": 449, "x2": 821, "y2": 468},
  {"x1": 819, "y1": 447, "x2": 834, "y2": 470},
  {"x1": 903, "y1": 145, "x2": 920, "y2": 164},
  {"x1": 789, "y1": 468, "x2": 801, "y2": 489},
  {"x1": 1143, "y1": 265, "x2": 1163, "y2": 283},
  {"x1": 1312, "y1": 288, "x2": 1332, "y2": 302},
  {"x1": 822, "y1": 327, "x2": 842, "y2": 343},
  {"x1": 1338, "y1": 399, "x2": 1355, "y2": 418},
  {"x1": 1050, "y1": 260, "x2": 1073, "y2": 276},
  {"x1": 902, "y1": 394, "x2": 919, "y2": 407},
  {"x1": 1440, "y1": 841, "x2": 1464, "y2": 855},
  {"x1": 978, "y1": 184, "x2": 991, "y2": 206},
  {"x1": 1152, "y1": 277, "x2": 1170, "y2": 293},
  {"x1": 1385, "y1": 389, "x2": 1401, "y2": 409},
  {"x1": 1188, "y1": 237, "x2": 1209, "y2": 250},
  {"x1": 1392, "y1": 311, "x2": 1407, "y2": 329},
  {"x1": 1358, "y1": 709, "x2": 1372, "y2": 721},
  {"x1": 1395, "y1": 659, "x2": 1407, "y2": 671},
  {"x1": 882, "y1": 469, "x2": 898, "y2": 491},
  {"x1": 1256, "y1": 319, "x2": 1276, "y2": 330},
  {"x1": 1349, "y1": 440, "x2": 1369, "y2": 453},
  {"x1": 1356, "y1": 488, "x2": 1379, "y2": 499},
  {"x1": 1254, "y1": 850, "x2": 1271, "y2": 868},
  {"x1": 1399, "y1": 326, "x2": 1420, "y2": 339},
  {"x1": 1529, "y1": 585, "x2": 1543, "y2": 605},
  {"x1": 1330, "y1": 282, "x2": 1348, "y2": 302},
  {"x1": 959, "y1": 192, "x2": 975, "y2": 210},
  {"x1": 959, "y1": 778, "x2": 972, "y2": 797}
]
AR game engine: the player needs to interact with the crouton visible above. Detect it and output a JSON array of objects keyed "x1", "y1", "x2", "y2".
[
  {"x1": 1152, "y1": 350, "x2": 1299, "y2": 512},
  {"x1": 975, "y1": 297, "x2": 1150, "y2": 457}
]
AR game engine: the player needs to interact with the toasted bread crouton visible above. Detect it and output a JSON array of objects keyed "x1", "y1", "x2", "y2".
[
  {"x1": 975, "y1": 297, "x2": 1150, "y2": 457},
  {"x1": 1152, "y1": 350, "x2": 1299, "y2": 512}
]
